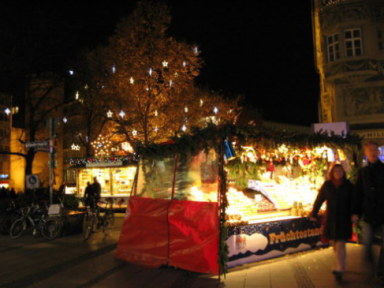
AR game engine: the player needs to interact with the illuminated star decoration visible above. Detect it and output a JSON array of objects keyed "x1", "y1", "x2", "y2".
[
  {"x1": 71, "y1": 143, "x2": 80, "y2": 151},
  {"x1": 106, "y1": 110, "x2": 113, "y2": 118},
  {"x1": 162, "y1": 60, "x2": 168, "y2": 67},
  {"x1": 132, "y1": 129, "x2": 138, "y2": 136},
  {"x1": 91, "y1": 135, "x2": 112, "y2": 156}
]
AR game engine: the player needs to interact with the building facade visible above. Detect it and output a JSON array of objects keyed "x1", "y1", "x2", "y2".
[
  {"x1": 0, "y1": 93, "x2": 11, "y2": 187},
  {"x1": 312, "y1": 0, "x2": 384, "y2": 143}
]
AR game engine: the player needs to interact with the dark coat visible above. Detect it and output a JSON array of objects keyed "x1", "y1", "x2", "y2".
[
  {"x1": 311, "y1": 179, "x2": 354, "y2": 240},
  {"x1": 353, "y1": 161, "x2": 384, "y2": 227}
]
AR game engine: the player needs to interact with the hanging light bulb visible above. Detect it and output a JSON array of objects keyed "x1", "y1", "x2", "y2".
[
  {"x1": 129, "y1": 77, "x2": 134, "y2": 84},
  {"x1": 119, "y1": 110, "x2": 125, "y2": 118}
]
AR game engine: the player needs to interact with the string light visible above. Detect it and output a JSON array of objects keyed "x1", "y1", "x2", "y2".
[
  {"x1": 154, "y1": 110, "x2": 158, "y2": 117},
  {"x1": 154, "y1": 126, "x2": 158, "y2": 132},
  {"x1": 200, "y1": 99, "x2": 204, "y2": 107},
  {"x1": 68, "y1": 70, "x2": 74, "y2": 75},
  {"x1": 75, "y1": 91, "x2": 79, "y2": 100},
  {"x1": 132, "y1": 129, "x2": 137, "y2": 136},
  {"x1": 169, "y1": 80, "x2": 173, "y2": 87},
  {"x1": 184, "y1": 106, "x2": 188, "y2": 113},
  {"x1": 181, "y1": 124, "x2": 187, "y2": 132},
  {"x1": 129, "y1": 77, "x2": 134, "y2": 84},
  {"x1": 149, "y1": 68, "x2": 153, "y2": 76},
  {"x1": 112, "y1": 65, "x2": 116, "y2": 73},
  {"x1": 213, "y1": 106, "x2": 219, "y2": 114},
  {"x1": 4, "y1": 108, "x2": 10, "y2": 115},
  {"x1": 119, "y1": 110, "x2": 125, "y2": 118},
  {"x1": 193, "y1": 46, "x2": 199, "y2": 54},
  {"x1": 106, "y1": 110, "x2": 113, "y2": 118},
  {"x1": 182, "y1": 61, "x2": 186, "y2": 67},
  {"x1": 63, "y1": 117, "x2": 68, "y2": 123},
  {"x1": 162, "y1": 60, "x2": 168, "y2": 67},
  {"x1": 84, "y1": 84, "x2": 89, "y2": 90}
]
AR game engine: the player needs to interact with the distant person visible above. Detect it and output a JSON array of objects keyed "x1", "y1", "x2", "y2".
[
  {"x1": 92, "y1": 177, "x2": 101, "y2": 203},
  {"x1": 310, "y1": 164, "x2": 354, "y2": 283},
  {"x1": 352, "y1": 141, "x2": 384, "y2": 284},
  {"x1": 83, "y1": 182, "x2": 94, "y2": 208}
]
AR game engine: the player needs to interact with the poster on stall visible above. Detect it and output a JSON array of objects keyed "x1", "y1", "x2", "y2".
[{"x1": 227, "y1": 217, "x2": 323, "y2": 267}]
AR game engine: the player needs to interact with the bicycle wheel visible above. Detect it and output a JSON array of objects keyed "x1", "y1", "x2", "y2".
[
  {"x1": 102, "y1": 211, "x2": 115, "y2": 234},
  {"x1": 9, "y1": 218, "x2": 26, "y2": 239},
  {"x1": 82, "y1": 213, "x2": 95, "y2": 241},
  {"x1": 41, "y1": 217, "x2": 63, "y2": 240}
]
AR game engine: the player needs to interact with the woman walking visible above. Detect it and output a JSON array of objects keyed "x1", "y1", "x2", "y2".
[{"x1": 310, "y1": 164, "x2": 354, "y2": 283}]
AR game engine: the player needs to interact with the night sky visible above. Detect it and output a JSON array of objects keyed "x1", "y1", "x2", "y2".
[{"x1": 0, "y1": 1, "x2": 319, "y2": 126}]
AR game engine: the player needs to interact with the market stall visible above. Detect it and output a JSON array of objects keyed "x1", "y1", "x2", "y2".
[
  {"x1": 116, "y1": 125, "x2": 361, "y2": 275},
  {"x1": 64, "y1": 155, "x2": 137, "y2": 208}
]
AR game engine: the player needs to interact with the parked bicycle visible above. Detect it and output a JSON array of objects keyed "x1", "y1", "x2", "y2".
[
  {"x1": 82, "y1": 198, "x2": 114, "y2": 241},
  {"x1": 9, "y1": 202, "x2": 63, "y2": 240}
]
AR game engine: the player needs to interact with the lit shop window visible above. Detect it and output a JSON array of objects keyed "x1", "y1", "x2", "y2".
[
  {"x1": 345, "y1": 29, "x2": 363, "y2": 57},
  {"x1": 327, "y1": 34, "x2": 340, "y2": 62}
]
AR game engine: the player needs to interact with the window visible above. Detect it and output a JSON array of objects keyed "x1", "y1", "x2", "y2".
[
  {"x1": 378, "y1": 30, "x2": 384, "y2": 51},
  {"x1": 327, "y1": 34, "x2": 340, "y2": 62},
  {"x1": 345, "y1": 29, "x2": 362, "y2": 57}
]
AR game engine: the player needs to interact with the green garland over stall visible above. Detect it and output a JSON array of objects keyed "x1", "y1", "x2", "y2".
[{"x1": 136, "y1": 123, "x2": 362, "y2": 276}]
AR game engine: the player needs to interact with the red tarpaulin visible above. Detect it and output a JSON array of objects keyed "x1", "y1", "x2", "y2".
[
  {"x1": 116, "y1": 196, "x2": 219, "y2": 274},
  {"x1": 168, "y1": 200, "x2": 219, "y2": 274},
  {"x1": 115, "y1": 197, "x2": 170, "y2": 267}
]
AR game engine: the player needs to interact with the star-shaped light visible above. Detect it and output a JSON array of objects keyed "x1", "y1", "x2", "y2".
[
  {"x1": 71, "y1": 143, "x2": 80, "y2": 151},
  {"x1": 132, "y1": 129, "x2": 137, "y2": 136},
  {"x1": 162, "y1": 60, "x2": 168, "y2": 67},
  {"x1": 106, "y1": 110, "x2": 113, "y2": 118}
]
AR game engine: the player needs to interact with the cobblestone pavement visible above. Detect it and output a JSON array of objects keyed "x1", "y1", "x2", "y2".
[{"x1": 0, "y1": 216, "x2": 380, "y2": 288}]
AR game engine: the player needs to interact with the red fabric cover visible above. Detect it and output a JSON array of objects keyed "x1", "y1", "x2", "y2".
[
  {"x1": 115, "y1": 197, "x2": 170, "y2": 267},
  {"x1": 168, "y1": 200, "x2": 219, "y2": 274}
]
